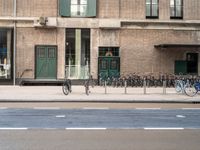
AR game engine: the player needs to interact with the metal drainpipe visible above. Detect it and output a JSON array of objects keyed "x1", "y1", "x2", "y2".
[{"x1": 13, "y1": 0, "x2": 17, "y2": 85}]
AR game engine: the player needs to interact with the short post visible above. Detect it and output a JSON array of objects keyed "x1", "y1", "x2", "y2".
[
  {"x1": 124, "y1": 80, "x2": 127, "y2": 94},
  {"x1": 143, "y1": 79, "x2": 146, "y2": 94},
  {"x1": 163, "y1": 80, "x2": 166, "y2": 94},
  {"x1": 104, "y1": 80, "x2": 107, "y2": 94}
]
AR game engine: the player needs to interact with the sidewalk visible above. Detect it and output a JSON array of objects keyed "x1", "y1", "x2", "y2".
[{"x1": 0, "y1": 85, "x2": 199, "y2": 103}]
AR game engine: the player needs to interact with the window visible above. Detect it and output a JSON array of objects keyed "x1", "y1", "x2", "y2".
[
  {"x1": 146, "y1": 0, "x2": 159, "y2": 18},
  {"x1": 0, "y1": 29, "x2": 12, "y2": 79},
  {"x1": 71, "y1": 0, "x2": 87, "y2": 16},
  {"x1": 170, "y1": 0, "x2": 183, "y2": 19},
  {"x1": 59, "y1": 0, "x2": 96, "y2": 17},
  {"x1": 99, "y1": 47, "x2": 119, "y2": 57},
  {"x1": 65, "y1": 29, "x2": 90, "y2": 79}
]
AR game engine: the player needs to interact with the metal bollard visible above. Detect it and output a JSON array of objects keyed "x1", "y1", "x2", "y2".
[
  {"x1": 163, "y1": 80, "x2": 166, "y2": 94},
  {"x1": 104, "y1": 80, "x2": 107, "y2": 94},
  {"x1": 124, "y1": 80, "x2": 127, "y2": 94},
  {"x1": 143, "y1": 79, "x2": 146, "y2": 94}
]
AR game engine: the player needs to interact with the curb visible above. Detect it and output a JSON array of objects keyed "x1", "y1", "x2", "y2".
[{"x1": 0, "y1": 99, "x2": 199, "y2": 104}]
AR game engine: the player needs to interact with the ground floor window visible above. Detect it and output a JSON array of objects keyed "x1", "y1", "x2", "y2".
[
  {"x1": 65, "y1": 28, "x2": 90, "y2": 79},
  {"x1": 0, "y1": 29, "x2": 12, "y2": 79}
]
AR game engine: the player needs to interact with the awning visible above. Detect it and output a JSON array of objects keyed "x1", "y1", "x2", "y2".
[{"x1": 154, "y1": 44, "x2": 200, "y2": 48}]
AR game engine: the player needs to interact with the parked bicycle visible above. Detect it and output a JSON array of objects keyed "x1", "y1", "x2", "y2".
[
  {"x1": 62, "y1": 78, "x2": 72, "y2": 95},
  {"x1": 184, "y1": 81, "x2": 200, "y2": 97},
  {"x1": 84, "y1": 74, "x2": 95, "y2": 95},
  {"x1": 174, "y1": 79, "x2": 187, "y2": 94}
]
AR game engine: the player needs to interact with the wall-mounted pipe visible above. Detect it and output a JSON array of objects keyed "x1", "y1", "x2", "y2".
[{"x1": 13, "y1": 0, "x2": 16, "y2": 85}]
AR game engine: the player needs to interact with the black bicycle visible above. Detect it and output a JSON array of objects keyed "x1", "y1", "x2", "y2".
[{"x1": 62, "y1": 79, "x2": 72, "y2": 95}]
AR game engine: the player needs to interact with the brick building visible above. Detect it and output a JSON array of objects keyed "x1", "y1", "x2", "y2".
[{"x1": 0, "y1": 0, "x2": 199, "y2": 84}]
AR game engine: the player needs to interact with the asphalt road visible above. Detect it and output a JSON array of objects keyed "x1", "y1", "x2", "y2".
[
  {"x1": 0, "y1": 130, "x2": 200, "y2": 150},
  {"x1": 0, "y1": 107, "x2": 200, "y2": 150},
  {"x1": 0, "y1": 108, "x2": 200, "y2": 129}
]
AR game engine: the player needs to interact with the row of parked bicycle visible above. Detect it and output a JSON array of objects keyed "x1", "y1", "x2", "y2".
[
  {"x1": 62, "y1": 73, "x2": 200, "y2": 97},
  {"x1": 98, "y1": 73, "x2": 198, "y2": 87},
  {"x1": 98, "y1": 73, "x2": 200, "y2": 97}
]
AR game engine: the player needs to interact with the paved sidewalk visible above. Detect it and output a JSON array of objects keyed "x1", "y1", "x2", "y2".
[{"x1": 0, "y1": 85, "x2": 199, "y2": 103}]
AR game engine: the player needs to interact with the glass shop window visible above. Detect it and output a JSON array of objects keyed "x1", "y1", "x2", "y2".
[{"x1": 0, "y1": 29, "x2": 12, "y2": 79}]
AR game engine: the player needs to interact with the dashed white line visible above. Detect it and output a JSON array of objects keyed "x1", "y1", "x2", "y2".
[
  {"x1": 66, "y1": 128, "x2": 107, "y2": 130},
  {"x1": 176, "y1": 115, "x2": 186, "y2": 118},
  {"x1": 33, "y1": 107, "x2": 61, "y2": 110},
  {"x1": 144, "y1": 128, "x2": 184, "y2": 130},
  {"x1": 0, "y1": 128, "x2": 28, "y2": 130},
  {"x1": 56, "y1": 115, "x2": 66, "y2": 118},
  {"x1": 182, "y1": 108, "x2": 200, "y2": 110},
  {"x1": 82, "y1": 107, "x2": 109, "y2": 110},
  {"x1": 135, "y1": 108, "x2": 161, "y2": 110}
]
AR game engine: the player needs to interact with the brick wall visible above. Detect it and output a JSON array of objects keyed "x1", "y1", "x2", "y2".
[
  {"x1": 0, "y1": 0, "x2": 199, "y2": 20},
  {"x1": 184, "y1": 0, "x2": 200, "y2": 20},
  {"x1": 120, "y1": 0, "x2": 145, "y2": 19},
  {"x1": 98, "y1": 0, "x2": 200, "y2": 20},
  {"x1": 120, "y1": 29, "x2": 200, "y2": 74},
  {"x1": 16, "y1": 27, "x2": 65, "y2": 79},
  {"x1": 98, "y1": 0, "x2": 120, "y2": 18},
  {"x1": 0, "y1": 0, "x2": 13, "y2": 16},
  {"x1": 17, "y1": 0, "x2": 57, "y2": 17}
]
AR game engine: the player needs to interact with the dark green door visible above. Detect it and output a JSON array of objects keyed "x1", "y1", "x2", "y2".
[
  {"x1": 98, "y1": 57, "x2": 120, "y2": 79},
  {"x1": 36, "y1": 46, "x2": 57, "y2": 79},
  {"x1": 174, "y1": 60, "x2": 187, "y2": 75}
]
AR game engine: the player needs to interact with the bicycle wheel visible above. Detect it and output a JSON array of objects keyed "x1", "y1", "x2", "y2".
[
  {"x1": 62, "y1": 84, "x2": 70, "y2": 95},
  {"x1": 175, "y1": 81, "x2": 182, "y2": 93},
  {"x1": 184, "y1": 84, "x2": 198, "y2": 97}
]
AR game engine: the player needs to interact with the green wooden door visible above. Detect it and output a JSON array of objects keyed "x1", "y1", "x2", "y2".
[
  {"x1": 36, "y1": 46, "x2": 57, "y2": 79},
  {"x1": 98, "y1": 57, "x2": 120, "y2": 79},
  {"x1": 174, "y1": 60, "x2": 187, "y2": 75}
]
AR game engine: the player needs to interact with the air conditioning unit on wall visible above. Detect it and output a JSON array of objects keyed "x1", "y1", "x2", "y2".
[{"x1": 33, "y1": 17, "x2": 57, "y2": 28}]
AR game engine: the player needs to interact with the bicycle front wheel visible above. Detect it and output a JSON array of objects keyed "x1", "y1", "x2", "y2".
[
  {"x1": 62, "y1": 85, "x2": 70, "y2": 95},
  {"x1": 184, "y1": 84, "x2": 197, "y2": 97}
]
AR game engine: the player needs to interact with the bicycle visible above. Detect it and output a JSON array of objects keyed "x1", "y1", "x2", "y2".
[
  {"x1": 174, "y1": 79, "x2": 187, "y2": 94},
  {"x1": 62, "y1": 78, "x2": 72, "y2": 95},
  {"x1": 84, "y1": 74, "x2": 95, "y2": 95},
  {"x1": 184, "y1": 81, "x2": 200, "y2": 97}
]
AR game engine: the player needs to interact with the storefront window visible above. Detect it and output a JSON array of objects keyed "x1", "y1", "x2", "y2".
[
  {"x1": 0, "y1": 29, "x2": 12, "y2": 79},
  {"x1": 65, "y1": 29, "x2": 90, "y2": 79}
]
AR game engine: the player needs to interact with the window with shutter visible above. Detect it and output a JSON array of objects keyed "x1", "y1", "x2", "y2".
[{"x1": 59, "y1": 0, "x2": 96, "y2": 17}]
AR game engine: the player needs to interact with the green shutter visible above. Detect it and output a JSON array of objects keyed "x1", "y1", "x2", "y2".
[
  {"x1": 59, "y1": 0, "x2": 71, "y2": 17},
  {"x1": 86, "y1": 0, "x2": 96, "y2": 17}
]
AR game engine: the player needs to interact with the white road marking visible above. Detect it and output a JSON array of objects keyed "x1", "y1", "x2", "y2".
[
  {"x1": 136, "y1": 108, "x2": 161, "y2": 110},
  {"x1": 144, "y1": 128, "x2": 184, "y2": 130},
  {"x1": 34, "y1": 107, "x2": 61, "y2": 110},
  {"x1": 83, "y1": 107, "x2": 109, "y2": 110},
  {"x1": 56, "y1": 115, "x2": 66, "y2": 118},
  {"x1": 66, "y1": 128, "x2": 107, "y2": 130},
  {"x1": 0, "y1": 128, "x2": 28, "y2": 130},
  {"x1": 42, "y1": 128, "x2": 59, "y2": 130},
  {"x1": 176, "y1": 115, "x2": 186, "y2": 118},
  {"x1": 182, "y1": 108, "x2": 200, "y2": 110}
]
